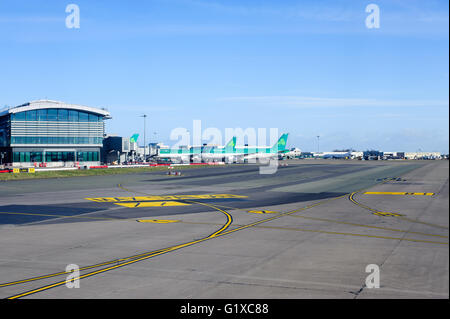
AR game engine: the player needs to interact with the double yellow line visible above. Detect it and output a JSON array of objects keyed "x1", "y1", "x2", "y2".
[
  {"x1": 4, "y1": 187, "x2": 340, "y2": 299},
  {"x1": 6, "y1": 176, "x2": 447, "y2": 298},
  {"x1": 288, "y1": 215, "x2": 448, "y2": 239},
  {"x1": 4, "y1": 186, "x2": 235, "y2": 299},
  {"x1": 116, "y1": 183, "x2": 233, "y2": 238},
  {"x1": 6, "y1": 231, "x2": 226, "y2": 299},
  {"x1": 349, "y1": 192, "x2": 401, "y2": 216}
]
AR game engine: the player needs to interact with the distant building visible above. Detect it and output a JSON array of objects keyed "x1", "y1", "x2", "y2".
[
  {"x1": 298, "y1": 152, "x2": 314, "y2": 159},
  {"x1": 351, "y1": 151, "x2": 363, "y2": 159},
  {"x1": 383, "y1": 152, "x2": 405, "y2": 160},
  {"x1": 102, "y1": 135, "x2": 131, "y2": 164},
  {"x1": 0, "y1": 100, "x2": 111, "y2": 167},
  {"x1": 149, "y1": 142, "x2": 169, "y2": 157},
  {"x1": 284, "y1": 147, "x2": 302, "y2": 159},
  {"x1": 136, "y1": 145, "x2": 150, "y2": 160},
  {"x1": 314, "y1": 151, "x2": 351, "y2": 159},
  {"x1": 405, "y1": 152, "x2": 441, "y2": 160},
  {"x1": 103, "y1": 138, "x2": 170, "y2": 164}
]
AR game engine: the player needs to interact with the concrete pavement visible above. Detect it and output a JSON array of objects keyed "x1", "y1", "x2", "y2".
[{"x1": 0, "y1": 160, "x2": 447, "y2": 298}]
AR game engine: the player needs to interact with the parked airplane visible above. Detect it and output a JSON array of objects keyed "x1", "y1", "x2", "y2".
[
  {"x1": 157, "y1": 137, "x2": 236, "y2": 163},
  {"x1": 322, "y1": 152, "x2": 351, "y2": 159},
  {"x1": 156, "y1": 134, "x2": 289, "y2": 163},
  {"x1": 236, "y1": 133, "x2": 289, "y2": 162},
  {"x1": 130, "y1": 133, "x2": 139, "y2": 143}
]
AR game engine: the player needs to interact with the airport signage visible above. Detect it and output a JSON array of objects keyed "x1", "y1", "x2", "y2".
[{"x1": 13, "y1": 168, "x2": 35, "y2": 174}]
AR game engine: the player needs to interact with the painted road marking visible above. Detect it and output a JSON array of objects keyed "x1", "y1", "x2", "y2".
[
  {"x1": 114, "y1": 201, "x2": 190, "y2": 208},
  {"x1": 0, "y1": 211, "x2": 118, "y2": 221},
  {"x1": 0, "y1": 201, "x2": 231, "y2": 290},
  {"x1": 136, "y1": 219, "x2": 179, "y2": 223},
  {"x1": 155, "y1": 219, "x2": 449, "y2": 242},
  {"x1": 85, "y1": 194, "x2": 248, "y2": 203},
  {"x1": 372, "y1": 211, "x2": 404, "y2": 217},
  {"x1": 6, "y1": 196, "x2": 236, "y2": 299},
  {"x1": 116, "y1": 183, "x2": 234, "y2": 239},
  {"x1": 288, "y1": 215, "x2": 448, "y2": 239},
  {"x1": 363, "y1": 192, "x2": 434, "y2": 196},
  {"x1": 5, "y1": 185, "x2": 446, "y2": 299},
  {"x1": 246, "y1": 225, "x2": 448, "y2": 245},
  {"x1": 350, "y1": 192, "x2": 448, "y2": 229},
  {"x1": 247, "y1": 210, "x2": 278, "y2": 214},
  {"x1": 349, "y1": 192, "x2": 404, "y2": 217}
]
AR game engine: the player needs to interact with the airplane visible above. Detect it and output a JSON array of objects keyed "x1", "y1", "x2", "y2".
[
  {"x1": 236, "y1": 133, "x2": 289, "y2": 162},
  {"x1": 322, "y1": 152, "x2": 351, "y2": 159},
  {"x1": 157, "y1": 137, "x2": 237, "y2": 163},
  {"x1": 194, "y1": 137, "x2": 237, "y2": 163},
  {"x1": 130, "y1": 133, "x2": 139, "y2": 143},
  {"x1": 156, "y1": 134, "x2": 289, "y2": 164}
]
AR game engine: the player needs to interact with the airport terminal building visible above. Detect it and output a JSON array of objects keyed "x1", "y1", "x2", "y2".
[{"x1": 0, "y1": 100, "x2": 111, "y2": 167}]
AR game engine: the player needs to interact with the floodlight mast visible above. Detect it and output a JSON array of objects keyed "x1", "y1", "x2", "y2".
[{"x1": 140, "y1": 114, "x2": 147, "y2": 162}]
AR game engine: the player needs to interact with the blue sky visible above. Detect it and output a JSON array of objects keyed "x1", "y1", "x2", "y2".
[{"x1": 0, "y1": 0, "x2": 448, "y2": 152}]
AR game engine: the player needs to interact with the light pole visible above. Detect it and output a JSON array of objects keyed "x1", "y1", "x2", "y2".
[
  {"x1": 317, "y1": 135, "x2": 320, "y2": 154},
  {"x1": 140, "y1": 114, "x2": 147, "y2": 162}
]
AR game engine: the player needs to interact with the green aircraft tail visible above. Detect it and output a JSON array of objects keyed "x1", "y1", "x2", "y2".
[
  {"x1": 224, "y1": 137, "x2": 236, "y2": 151},
  {"x1": 130, "y1": 134, "x2": 139, "y2": 143},
  {"x1": 271, "y1": 133, "x2": 289, "y2": 152}
]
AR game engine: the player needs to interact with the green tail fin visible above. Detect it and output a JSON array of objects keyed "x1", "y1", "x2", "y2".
[
  {"x1": 271, "y1": 133, "x2": 288, "y2": 152},
  {"x1": 225, "y1": 137, "x2": 236, "y2": 151},
  {"x1": 130, "y1": 134, "x2": 139, "y2": 143}
]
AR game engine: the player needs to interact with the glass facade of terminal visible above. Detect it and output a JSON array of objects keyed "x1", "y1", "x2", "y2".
[
  {"x1": 12, "y1": 151, "x2": 99, "y2": 163},
  {"x1": 9, "y1": 108, "x2": 104, "y2": 146},
  {"x1": 10, "y1": 137, "x2": 103, "y2": 144},
  {"x1": 11, "y1": 109, "x2": 101, "y2": 122},
  {"x1": 0, "y1": 102, "x2": 109, "y2": 166}
]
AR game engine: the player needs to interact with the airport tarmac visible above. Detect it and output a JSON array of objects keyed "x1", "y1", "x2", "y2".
[{"x1": 0, "y1": 159, "x2": 448, "y2": 299}]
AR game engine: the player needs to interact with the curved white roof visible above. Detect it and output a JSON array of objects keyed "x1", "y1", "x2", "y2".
[{"x1": 0, "y1": 100, "x2": 111, "y2": 118}]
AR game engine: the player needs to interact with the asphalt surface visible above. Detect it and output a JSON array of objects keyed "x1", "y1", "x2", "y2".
[{"x1": 0, "y1": 159, "x2": 448, "y2": 298}]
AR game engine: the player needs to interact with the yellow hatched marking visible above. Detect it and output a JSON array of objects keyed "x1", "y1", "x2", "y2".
[
  {"x1": 363, "y1": 192, "x2": 434, "y2": 196},
  {"x1": 6, "y1": 189, "x2": 447, "y2": 300},
  {"x1": 114, "y1": 201, "x2": 190, "y2": 208},
  {"x1": 247, "y1": 210, "x2": 278, "y2": 214},
  {"x1": 137, "y1": 219, "x2": 179, "y2": 223},
  {"x1": 85, "y1": 194, "x2": 247, "y2": 202},
  {"x1": 373, "y1": 211, "x2": 404, "y2": 217}
]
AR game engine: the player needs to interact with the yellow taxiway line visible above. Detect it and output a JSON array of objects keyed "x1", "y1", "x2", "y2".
[
  {"x1": 0, "y1": 211, "x2": 118, "y2": 221},
  {"x1": 363, "y1": 192, "x2": 434, "y2": 196},
  {"x1": 4, "y1": 177, "x2": 446, "y2": 298},
  {"x1": 114, "y1": 201, "x2": 190, "y2": 207},
  {"x1": 349, "y1": 192, "x2": 448, "y2": 230}
]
